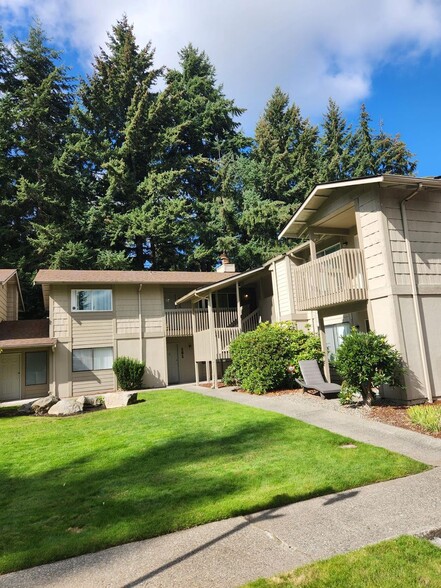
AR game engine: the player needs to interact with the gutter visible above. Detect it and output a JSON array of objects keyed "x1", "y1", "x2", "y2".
[{"x1": 399, "y1": 184, "x2": 433, "y2": 403}]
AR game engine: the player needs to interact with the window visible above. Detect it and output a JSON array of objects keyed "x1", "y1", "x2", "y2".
[
  {"x1": 72, "y1": 348, "x2": 113, "y2": 372},
  {"x1": 25, "y1": 351, "x2": 47, "y2": 386},
  {"x1": 325, "y1": 322, "x2": 351, "y2": 361},
  {"x1": 317, "y1": 243, "x2": 342, "y2": 258},
  {"x1": 71, "y1": 289, "x2": 112, "y2": 312}
]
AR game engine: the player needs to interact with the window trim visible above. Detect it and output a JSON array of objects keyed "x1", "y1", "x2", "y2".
[
  {"x1": 72, "y1": 347, "x2": 114, "y2": 372},
  {"x1": 25, "y1": 351, "x2": 48, "y2": 387},
  {"x1": 71, "y1": 289, "x2": 113, "y2": 312}
]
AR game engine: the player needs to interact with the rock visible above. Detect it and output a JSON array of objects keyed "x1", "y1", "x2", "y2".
[
  {"x1": 103, "y1": 392, "x2": 138, "y2": 409},
  {"x1": 82, "y1": 395, "x2": 104, "y2": 407},
  {"x1": 48, "y1": 398, "x2": 84, "y2": 416},
  {"x1": 31, "y1": 395, "x2": 58, "y2": 415},
  {"x1": 18, "y1": 401, "x2": 34, "y2": 415}
]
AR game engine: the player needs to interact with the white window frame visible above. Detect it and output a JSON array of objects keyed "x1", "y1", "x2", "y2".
[
  {"x1": 72, "y1": 347, "x2": 114, "y2": 372},
  {"x1": 71, "y1": 289, "x2": 113, "y2": 312}
]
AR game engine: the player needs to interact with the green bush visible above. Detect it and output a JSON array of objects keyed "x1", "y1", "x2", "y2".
[
  {"x1": 113, "y1": 356, "x2": 145, "y2": 391},
  {"x1": 223, "y1": 322, "x2": 322, "y2": 394},
  {"x1": 338, "y1": 381, "x2": 359, "y2": 405},
  {"x1": 335, "y1": 329, "x2": 404, "y2": 405},
  {"x1": 408, "y1": 405, "x2": 441, "y2": 433}
]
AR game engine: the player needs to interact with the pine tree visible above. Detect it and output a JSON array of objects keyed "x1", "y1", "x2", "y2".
[
  {"x1": 373, "y1": 123, "x2": 417, "y2": 175},
  {"x1": 352, "y1": 104, "x2": 375, "y2": 177},
  {"x1": 319, "y1": 98, "x2": 353, "y2": 181}
]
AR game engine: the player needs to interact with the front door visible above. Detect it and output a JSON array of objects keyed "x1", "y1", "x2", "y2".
[
  {"x1": 0, "y1": 353, "x2": 21, "y2": 401},
  {"x1": 167, "y1": 343, "x2": 180, "y2": 385}
]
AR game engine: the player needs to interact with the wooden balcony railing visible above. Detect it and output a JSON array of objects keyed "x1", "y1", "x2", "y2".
[
  {"x1": 165, "y1": 309, "x2": 193, "y2": 336},
  {"x1": 292, "y1": 248, "x2": 368, "y2": 311}
]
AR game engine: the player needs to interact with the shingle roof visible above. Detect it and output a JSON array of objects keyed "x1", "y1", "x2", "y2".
[
  {"x1": 34, "y1": 269, "x2": 238, "y2": 285},
  {"x1": 0, "y1": 269, "x2": 17, "y2": 284},
  {"x1": 0, "y1": 319, "x2": 56, "y2": 349}
]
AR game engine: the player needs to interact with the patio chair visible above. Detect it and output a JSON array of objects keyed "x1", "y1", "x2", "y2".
[{"x1": 296, "y1": 360, "x2": 341, "y2": 399}]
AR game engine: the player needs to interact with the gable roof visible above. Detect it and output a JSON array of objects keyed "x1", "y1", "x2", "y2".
[
  {"x1": 279, "y1": 174, "x2": 441, "y2": 239},
  {"x1": 0, "y1": 269, "x2": 25, "y2": 311}
]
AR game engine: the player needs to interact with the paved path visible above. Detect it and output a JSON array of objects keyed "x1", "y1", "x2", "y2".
[{"x1": 1, "y1": 386, "x2": 440, "y2": 588}]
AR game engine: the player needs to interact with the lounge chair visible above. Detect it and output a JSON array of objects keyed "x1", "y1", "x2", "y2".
[{"x1": 296, "y1": 360, "x2": 341, "y2": 399}]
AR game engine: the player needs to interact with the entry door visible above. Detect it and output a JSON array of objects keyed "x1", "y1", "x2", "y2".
[
  {"x1": 0, "y1": 353, "x2": 21, "y2": 401},
  {"x1": 167, "y1": 343, "x2": 180, "y2": 385}
]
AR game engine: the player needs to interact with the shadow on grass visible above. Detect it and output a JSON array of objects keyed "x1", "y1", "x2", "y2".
[{"x1": 0, "y1": 419, "x2": 341, "y2": 576}]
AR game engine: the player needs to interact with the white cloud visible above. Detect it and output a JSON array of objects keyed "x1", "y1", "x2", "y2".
[{"x1": 1, "y1": 0, "x2": 441, "y2": 131}]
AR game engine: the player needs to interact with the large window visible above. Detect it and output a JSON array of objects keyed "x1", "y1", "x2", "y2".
[
  {"x1": 72, "y1": 348, "x2": 113, "y2": 372},
  {"x1": 325, "y1": 322, "x2": 351, "y2": 361},
  {"x1": 71, "y1": 289, "x2": 112, "y2": 312},
  {"x1": 25, "y1": 351, "x2": 47, "y2": 386}
]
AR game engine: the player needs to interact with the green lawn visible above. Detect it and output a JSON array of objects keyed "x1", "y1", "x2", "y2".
[
  {"x1": 0, "y1": 390, "x2": 428, "y2": 574},
  {"x1": 244, "y1": 535, "x2": 441, "y2": 587}
]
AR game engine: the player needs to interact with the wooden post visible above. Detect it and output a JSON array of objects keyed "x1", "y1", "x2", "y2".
[
  {"x1": 191, "y1": 303, "x2": 198, "y2": 384},
  {"x1": 236, "y1": 281, "x2": 242, "y2": 331},
  {"x1": 318, "y1": 313, "x2": 331, "y2": 382},
  {"x1": 308, "y1": 229, "x2": 317, "y2": 260},
  {"x1": 208, "y1": 292, "x2": 218, "y2": 388}
]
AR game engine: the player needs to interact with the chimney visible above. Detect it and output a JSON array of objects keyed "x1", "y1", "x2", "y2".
[{"x1": 217, "y1": 252, "x2": 236, "y2": 273}]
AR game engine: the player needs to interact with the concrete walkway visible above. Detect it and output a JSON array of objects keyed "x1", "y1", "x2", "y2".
[{"x1": 1, "y1": 386, "x2": 441, "y2": 588}]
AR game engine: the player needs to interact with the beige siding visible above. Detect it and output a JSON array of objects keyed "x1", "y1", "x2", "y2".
[
  {"x1": 384, "y1": 192, "x2": 441, "y2": 286},
  {"x1": 72, "y1": 369, "x2": 114, "y2": 396},
  {"x1": 274, "y1": 259, "x2": 291, "y2": 318},
  {"x1": 72, "y1": 315, "x2": 113, "y2": 347},
  {"x1": 142, "y1": 285, "x2": 164, "y2": 334},
  {"x1": 51, "y1": 286, "x2": 70, "y2": 338},
  {"x1": 115, "y1": 285, "x2": 139, "y2": 335},
  {"x1": 0, "y1": 285, "x2": 7, "y2": 321},
  {"x1": 357, "y1": 192, "x2": 387, "y2": 290},
  {"x1": 6, "y1": 281, "x2": 18, "y2": 320}
]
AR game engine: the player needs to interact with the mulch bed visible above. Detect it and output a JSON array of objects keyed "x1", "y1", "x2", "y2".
[{"x1": 367, "y1": 403, "x2": 441, "y2": 438}]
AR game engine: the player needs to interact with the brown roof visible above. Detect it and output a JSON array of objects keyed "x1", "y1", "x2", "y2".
[
  {"x1": 0, "y1": 269, "x2": 17, "y2": 284},
  {"x1": 0, "y1": 319, "x2": 56, "y2": 349},
  {"x1": 34, "y1": 269, "x2": 238, "y2": 285}
]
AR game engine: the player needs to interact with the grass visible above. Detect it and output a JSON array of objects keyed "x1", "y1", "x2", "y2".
[
  {"x1": 0, "y1": 390, "x2": 428, "y2": 574},
  {"x1": 408, "y1": 404, "x2": 441, "y2": 433},
  {"x1": 243, "y1": 535, "x2": 441, "y2": 587}
]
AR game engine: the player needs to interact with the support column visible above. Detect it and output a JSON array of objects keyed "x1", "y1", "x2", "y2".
[
  {"x1": 191, "y1": 303, "x2": 199, "y2": 385},
  {"x1": 318, "y1": 312, "x2": 331, "y2": 382},
  {"x1": 236, "y1": 281, "x2": 242, "y2": 331},
  {"x1": 208, "y1": 292, "x2": 218, "y2": 389},
  {"x1": 308, "y1": 229, "x2": 317, "y2": 260}
]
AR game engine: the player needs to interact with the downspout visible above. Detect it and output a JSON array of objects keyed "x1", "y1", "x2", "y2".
[
  {"x1": 400, "y1": 184, "x2": 433, "y2": 403},
  {"x1": 138, "y1": 284, "x2": 143, "y2": 362}
]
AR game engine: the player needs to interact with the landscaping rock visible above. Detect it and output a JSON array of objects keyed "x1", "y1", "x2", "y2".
[
  {"x1": 31, "y1": 395, "x2": 58, "y2": 415},
  {"x1": 48, "y1": 398, "x2": 84, "y2": 416},
  {"x1": 103, "y1": 392, "x2": 138, "y2": 409},
  {"x1": 18, "y1": 401, "x2": 34, "y2": 415},
  {"x1": 82, "y1": 395, "x2": 103, "y2": 407}
]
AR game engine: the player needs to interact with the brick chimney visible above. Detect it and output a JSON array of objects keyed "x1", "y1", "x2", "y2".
[{"x1": 216, "y1": 252, "x2": 236, "y2": 273}]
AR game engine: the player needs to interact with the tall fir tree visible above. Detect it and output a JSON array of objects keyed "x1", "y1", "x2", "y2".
[
  {"x1": 373, "y1": 123, "x2": 417, "y2": 175},
  {"x1": 0, "y1": 23, "x2": 76, "y2": 314},
  {"x1": 352, "y1": 103, "x2": 376, "y2": 177},
  {"x1": 319, "y1": 98, "x2": 353, "y2": 182}
]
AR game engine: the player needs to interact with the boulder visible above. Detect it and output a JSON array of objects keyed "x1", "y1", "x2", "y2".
[
  {"x1": 82, "y1": 395, "x2": 104, "y2": 407},
  {"x1": 103, "y1": 392, "x2": 138, "y2": 409},
  {"x1": 31, "y1": 395, "x2": 58, "y2": 415},
  {"x1": 48, "y1": 398, "x2": 84, "y2": 416},
  {"x1": 18, "y1": 401, "x2": 34, "y2": 415}
]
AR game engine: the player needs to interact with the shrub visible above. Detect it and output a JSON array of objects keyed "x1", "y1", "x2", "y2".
[
  {"x1": 335, "y1": 329, "x2": 404, "y2": 406},
  {"x1": 224, "y1": 322, "x2": 322, "y2": 394},
  {"x1": 339, "y1": 381, "x2": 359, "y2": 405},
  {"x1": 113, "y1": 357, "x2": 145, "y2": 391},
  {"x1": 408, "y1": 405, "x2": 441, "y2": 433}
]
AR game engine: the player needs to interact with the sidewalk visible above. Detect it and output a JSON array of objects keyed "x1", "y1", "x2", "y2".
[{"x1": 1, "y1": 386, "x2": 440, "y2": 588}]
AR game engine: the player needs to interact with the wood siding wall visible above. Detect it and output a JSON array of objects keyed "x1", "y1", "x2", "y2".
[
  {"x1": 0, "y1": 285, "x2": 7, "y2": 321},
  {"x1": 358, "y1": 191, "x2": 387, "y2": 290},
  {"x1": 383, "y1": 190, "x2": 441, "y2": 286}
]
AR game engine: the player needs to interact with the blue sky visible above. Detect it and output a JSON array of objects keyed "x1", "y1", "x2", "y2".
[{"x1": 2, "y1": 0, "x2": 441, "y2": 175}]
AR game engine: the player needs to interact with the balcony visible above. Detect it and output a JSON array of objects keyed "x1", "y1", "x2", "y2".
[
  {"x1": 292, "y1": 248, "x2": 368, "y2": 311},
  {"x1": 165, "y1": 309, "x2": 193, "y2": 337}
]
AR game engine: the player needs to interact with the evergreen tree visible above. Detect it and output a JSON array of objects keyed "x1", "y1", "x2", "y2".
[
  {"x1": 373, "y1": 123, "x2": 417, "y2": 175},
  {"x1": 319, "y1": 98, "x2": 353, "y2": 181},
  {"x1": 0, "y1": 23, "x2": 76, "y2": 314},
  {"x1": 352, "y1": 104, "x2": 375, "y2": 177}
]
